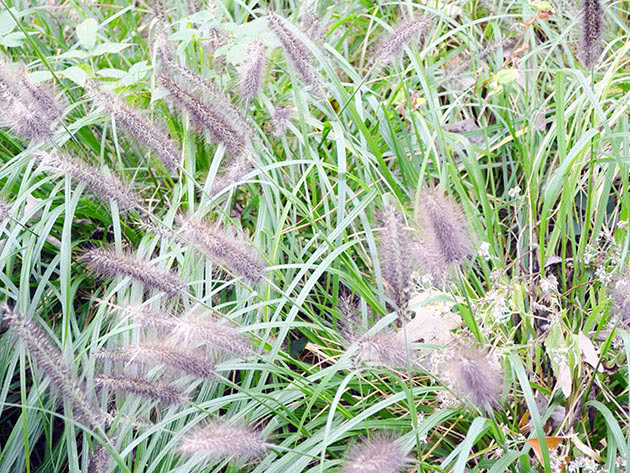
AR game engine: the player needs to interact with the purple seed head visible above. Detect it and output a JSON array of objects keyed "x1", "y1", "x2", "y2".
[
  {"x1": 39, "y1": 151, "x2": 141, "y2": 213},
  {"x1": 239, "y1": 41, "x2": 268, "y2": 100},
  {"x1": 579, "y1": 0, "x2": 603, "y2": 69},
  {"x1": 342, "y1": 434, "x2": 412, "y2": 473},
  {"x1": 96, "y1": 343, "x2": 215, "y2": 378},
  {"x1": 158, "y1": 74, "x2": 249, "y2": 157},
  {"x1": 178, "y1": 419, "x2": 267, "y2": 462},
  {"x1": 0, "y1": 200, "x2": 12, "y2": 223},
  {"x1": 94, "y1": 374, "x2": 189, "y2": 405},
  {"x1": 267, "y1": 13, "x2": 323, "y2": 92},
  {"x1": 271, "y1": 105, "x2": 294, "y2": 137},
  {"x1": 377, "y1": 204, "x2": 423, "y2": 308},
  {"x1": 178, "y1": 216, "x2": 266, "y2": 284},
  {"x1": 210, "y1": 155, "x2": 254, "y2": 196},
  {"x1": 370, "y1": 18, "x2": 430, "y2": 68},
  {"x1": 2, "y1": 305, "x2": 109, "y2": 430},
  {"x1": 81, "y1": 247, "x2": 185, "y2": 297},
  {"x1": 441, "y1": 347, "x2": 503, "y2": 412},
  {"x1": 415, "y1": 189, "x2": 474, "y2": 274},
  {"x1": 0, "y1": 57, "x2": 64, "y2": 142},
  {"x1": 122, "y1": 305, "x2": 252, "y2": 357},
  {"x1": 88, "y1": 85, "x2": 182, "y2": 171}
]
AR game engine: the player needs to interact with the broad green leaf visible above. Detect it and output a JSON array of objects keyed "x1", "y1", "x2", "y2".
[
  {"x1": 76, "y1": 18, "x2": 98, "y2": 50},
  {"x1": 92, "y1": 42, "x2": 129, "y2": 56},
  {"x1": 61, "y1": 66, "x2": 87, "y2": 86}
]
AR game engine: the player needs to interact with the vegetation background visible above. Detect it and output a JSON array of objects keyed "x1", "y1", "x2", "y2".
[{"x1": 0, "y1": 0, "x2": 629, "y2": 472}]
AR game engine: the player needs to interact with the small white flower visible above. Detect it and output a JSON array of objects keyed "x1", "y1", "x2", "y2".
[
  {"x1": 540, "y1": 274, "x2": 558, "y2": 295},
  {"x1": 508, "y1": 186, "x2": 521, "y2": 198},
  {"x1": 479, "y1": 241, "x2": 491, "y2": 259}
]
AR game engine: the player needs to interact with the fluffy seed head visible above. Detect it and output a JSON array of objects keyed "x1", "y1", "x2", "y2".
[
  {"x1": 89, "y1": 86, "x2": 182, "y2": 171},
  {"x1": 39, "y1": 151, "x2": 140, "y2": 213},
  {"x1": 377, "y1": 204, "x2": 423, "y2": 308},
  {"x1": 81, "y1": 247, "x2": 185, "y2": 297},
  {"x1": 178, "y1": 420, "x2": 266, "y2": 462},
  {"x1": 0, "y1": 200, "x2": 12, "y2": 223},
  {"x1": 97, "y1": 343, "x2": 215, "y2": 378},
  {"x1": 94, "y1": 374, "x2": 189, "y2": 405},
  {"x1": 0, "y1": 58, "x2": 64, "y2": 142},
  {"x1": 3, "y1": 305, "x2": 109, "y2": 430},
  {"x1": 123, "y1": 306, "x2": 252, "y2": 357},
  {"x1": 239, "y1": 41, "x2": 268, "y2": 100},
  {"x1": 179, "y1": 216, "x2": 266, "y2": 284},
  {"x1": 441, "y1": 347, "x2": 503, "y2": 412},
  {"x1": 267, "y1": 13, "x2": 322, "y2": 91},
  {"x1": 415, "y1": 189, "x2": 474, "y2": 274},
  {"x1": 158, "y1": 74, "x2": 249, "y2": 157},
  {"x1": 271, "y1": 105, "x2": 294, "y2": 137},
  {"x1": 611, "y1": 275, "x2": 630, "y2": 322},
  {"x1": 342, "y1": 435, "x2": 412, "y2": 473},
  {"x1": 155, "y1": 43, "x2": 252, "y2": 138},
  {"x1": 210, "y1": 155, "x2": 254, "y2": 196},
  {"x1": 579, "y1": 0, "x2": 603, "y2": 69},
  {"x1": 355, "y1": 331, "x2": 419, "y2": 369},
  {"x1": 370, "y1": 18, "x2": 430, "y2": 67},
  {"x1": 88, "y1": 445, "x2": 111, "y2": 473}
]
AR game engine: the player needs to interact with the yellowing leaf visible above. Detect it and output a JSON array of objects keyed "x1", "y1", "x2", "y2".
[
  {"x1": 397, "y1": 290, "x2": 463, "y2": 344},
  {"x1": 578, "y1": 331, "x2": 603, "y2": 372},
  {"x1": 526, "y1": 437, "x2": 564, "y2": 464}
]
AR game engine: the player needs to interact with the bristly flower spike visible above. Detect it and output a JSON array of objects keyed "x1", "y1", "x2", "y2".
[
  {"x1": 239, "y1": 41, "x2": 268, "y2": 100},
  {"x1": 0, "y1": 57, "x2": 64, "y2": 142},
  {"x1": 2, "y1": 305, "x2": 110, "y2": 430},
  {"x1": 611, "y1": 274, "x2": 630, "y2": 323},
  {"x1": 94, "y1": 374, "x2": 189, "y2": 405},
  {"x1": 267, "y1": 13, "x2": 322, "y2": 92},
  {"x1": 271, "y1": 105, "x2": 294, "y2": 137},
  {"x1": 178, "y1": 419, "x2": 267, "y2": 462},
  {"x1": 96, "y1": 343, "x2": 215, "y2": 378},
  {"x1": 122, "y1": 306, "x2": 252, "y2": 357},
  {"x1": 158, "y1": 74, "x2": 249, "y2": 157},
  {"x1": 370, "y1": 18, "x2": 430, "y2": 68},
  {"x1": 441, "y1": 346, "x2": 503, "y2": 412},
  {"x1": 341, "y1": 434, "x2": 413, "y2": 473},
  {"x1": 579, "y1": 0, "x2": 603, "y2": 69},
  {"x1": 377, "y1": 203, "x2": 423, "y2": 308},
  {"x1": 415, "y1": 189, "x2": 474, "y2": 274},
  {"x1": 210, "y1": 154, "x2": 254, "y2": 196},
  {"x1": 88, "y1": 85, "x2": 182, "y2": 172},
  {"x1": 39, "y1": 151, "x2": 140, "y2": 213},
  {"x1": 82, "y1": 247, "x2": 185, "y2": 297},
  {"x1": 178, "y1": 216, "x2": 266, "y2": 284},
  {"x1": 0, "y1": 200, "x2": 12, "y2": 223}
]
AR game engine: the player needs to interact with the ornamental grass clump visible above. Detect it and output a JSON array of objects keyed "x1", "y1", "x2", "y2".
[
  {"x1": 178, "y1": 419, "x2": 267, "y2": 462},
  {"x1": 0, "y1": 57, "x2": 64, "y2": 142},
  {"x1": 81, "y1": 247, "x2": 185, "y2": 297},
  {"x1": 341, "y1": 434, "x2": 412, "y2": 473},
  {"x1": 2, "y1": 305, "x2": 110, "y2": 430},
  {"x1": 39, "y1": 151, "x2": 141, "y2": 213}
]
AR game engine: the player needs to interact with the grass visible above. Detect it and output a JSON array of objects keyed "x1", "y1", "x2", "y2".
[{"x1": 1, "y1": 0, "x2": 630, "y2": 472}]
